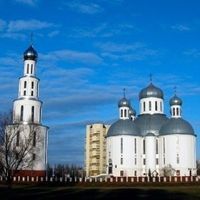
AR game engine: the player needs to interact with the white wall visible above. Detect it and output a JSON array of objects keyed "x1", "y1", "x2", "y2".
[
  {"x1": 159, "y1": 134, "x2": 196, "y2": 176},
  {"x1": 107, "y1": 135, "x2": 142, "y2": 177}
]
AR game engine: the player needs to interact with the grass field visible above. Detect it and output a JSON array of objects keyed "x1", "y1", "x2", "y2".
[{"x1": 0, "y1": 184, "x2": 200, "y2": 200}]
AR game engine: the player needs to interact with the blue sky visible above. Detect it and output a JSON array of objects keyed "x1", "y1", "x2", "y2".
[{"x1": 0, "y1": 0, "x2": 200, "y2": 166}]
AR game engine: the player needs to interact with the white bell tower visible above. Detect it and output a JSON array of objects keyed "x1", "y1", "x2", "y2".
[{"x1": 10, "y1": 44, "x2": 48, "y2": 177}]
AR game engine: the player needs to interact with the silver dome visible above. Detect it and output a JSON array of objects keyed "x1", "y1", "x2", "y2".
[
  {"x1": 169, "y1": 95, "x2": 182, "y2": 106},
  {"x1": 134, "y1": 114, "x2": 168, "y2": 136},
  {"x1": 139, "y1": 83, "x2": 164, "y2": 99},
  {"x1": 24, "y1": 45, "x2": 38, "y2": 61},
  {"x1": 159, "y1": 118, "x2": 195, "y2": 136},
  {"x1": 118, "y1": 97, "x2": 130, "y2": 108},
  {"x1": 107, "y1": 119, "x2": 140, "y2": 137}
]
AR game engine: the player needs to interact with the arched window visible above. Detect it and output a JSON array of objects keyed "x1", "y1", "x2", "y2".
[
  {"x1": 156, "y1": 139, "x2": 158, "y2": 154},
  {"x1": 149, "y1": 101, "x2": 152, "y2": 111},
  {"x1": 33, "y1": 131, "x2": 36, "y2": 147},
  {"x1": 173, "y1": 108, "x2": 175, "y2": 116},
  {"x1": 120, "y1": 138, "x2": 123, "y2": 154},
  {"x1": 134, "y1": 138, "x2": 137, "y2": 154},
  {"x1": 124, "y1": 109, "x2": 127, "y2": 117},
  {"x1": 143, "y1": 102, "x2": 146, "y2": 112},
  {"x1": 31, "y1": 106, "x2": 34, "y2": 122},
  {"x1": 24, "y1": 81, "x2": 27, "y2": 88},
  {"x1": 31, "y1": 81, "x2": 34, "y2": 89},
  {"x1": 31, "y1": 64, "x2": 33, "y2": 74},
  {"x1": 121, "y1": 109, "x2": 123, "y2": 118},
  {"x1": 31, "y1": 91, "x2": 34, "y2": 96},
  {"x1": 20, "y1": 105, "x2": 24, "y2": 121},
  {"x1": 16, "y1": 131, "x2": 20, "y2": 146},
  {"x1": 163, "y1": 137, "x2": 165, "y2": 154},
  {"x1": 143, "y1": 139, "x2": 145, "y2": 154},
  {"x1": 155, "y1": 101, "x2": 158, "y2": 111},
  {"x1": 27, "y1": 64, "x2": 29, "y2": 74},
  {"x1": 176, "y1": 107, "x2": 179, "y2": 116}
]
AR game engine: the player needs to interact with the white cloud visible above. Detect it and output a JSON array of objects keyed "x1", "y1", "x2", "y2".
[
  {"x1": 171, "y1": 24, "x2": 191, "y2": 31},
  {"x1": 15, "y1": 0, "x2": 38, "y2": 6},
  {"x1": 7, "y1": 19, "x2": 54, "y2": 32},
  {"x1": 183, "y1": 48, "x2": 200, "y2": 58},
  {"x1": 40, "y1": 49, "x2": 103, "y2": 64},
  {"x1": 66, "y1": 1, "x2": 103, "y2": 14}
]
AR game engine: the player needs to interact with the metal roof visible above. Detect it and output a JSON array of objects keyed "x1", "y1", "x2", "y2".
[
  {"x1": 24, "y1": 45, "x2": 38, "y2": 61},
  {"x1": 134, "y1": 114, "x2": 169, "y2": 136},
  {"x1": 169, "y1": 95, "x2": 182, "y2": 106},
  {"x1": 159, "y1": 118, "x2": 195, "y2": 136},
  {"x1": 139, "y1": 83, "x2": 164, "y2": 99},
  {"x1": 107, "y1": 119, "x2": 140, "y2": 137}
]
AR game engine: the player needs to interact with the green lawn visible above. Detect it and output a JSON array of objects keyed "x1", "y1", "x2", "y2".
[{"x1": 0, "y1": 184, "x2": 200, "y2": 200}]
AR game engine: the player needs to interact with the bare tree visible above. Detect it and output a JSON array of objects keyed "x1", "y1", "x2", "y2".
[
  {"x1": 0, "y1": 112, "x2": 41, "y2": 186},
  {"x1": 161, "y1": 164, "x2": 175, "y2": 176}
]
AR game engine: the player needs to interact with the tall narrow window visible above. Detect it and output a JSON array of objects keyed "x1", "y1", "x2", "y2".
[
  {"x1": 176, "y1": 108, "x2": 179, "y2": 116},
  {"x1": 134, "y1": 158, "x2": 137, "y2": 165},
  {"x1": 143, "y1": 139, "x2": 146, "y2": 154},
  {"x1": 31, "y1": 64, "x2": 33, "y2": 74},
  {"x1": 156, "y1": 139, "x2": 158, "y2": 154},
  {"x1": 16, "y1": 131, "x2": 20, "y2": 146},
  {"x1": 155, "y1": 101, "x2": 158, "y2": 111},
  {"x1": 124, "y1": 109, "x2": 127, "y2": 117},
  {"x1": 23, "y1": 90, "x2": 26, "y2": 96},
  {"x1": 120, "y1": 157, "x2": 123, "y2": 165},
  {"x1": 33, "y1": 131, "x2": 36, "y2": 147},
  {"x1": 20, "y1": 105, "x2": 24, "y2": 121},
  {"x1": 163, "y1": 137, "x2": 165, "y2": 154},
  {"x1": 149, "y1": 101, "x2": 152, "y2": 111},
  {"x1": 24, "y1": 81, "x2": 27, "y2": 88},
  {"x1": 31, "y1": 106, "x2": 34, "y2": 122},
  {"x1": 120, "y1": 138, "x2": 123, "y2": 154},
  {"x1": 143, "y1": 159, "x2": 146, "y2": 165},
  {"x1": 31, "y1": 91, "x2": 34, "y2": 96},
  {"x1": 143, "y1": 102, "x2": 146, "y2": 112},
  {"x1": 27, "y1": 64, "x2": 29, "y2": 74},
  {"x1": 134, "y1": 138, "x2": 137, "y2": 154},
  {"x1": 173, "y1": 108, "x2": 175, "y2": 116},
  {"x1": 160, "y1": 102, "x2": 162, "y2": 112},
  {"x1": 31, "y1": 81, "x2": 34, "y2": 89},
  {"x1": 121, "y1": 109, "x2": 123, "y2": 118}
]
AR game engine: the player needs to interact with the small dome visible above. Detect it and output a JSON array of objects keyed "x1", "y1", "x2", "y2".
[
  {"x1": 107, "y1": 119, "x2": 140, "y2": 137},
  {"x1": 134, "y1": 114, "x2": 168, "y2": 136},
  {"x1": 118, "y1": 97, "x2": 130, "y2": 108},
  {"x1": 159, "y1": 118, "x2": 195, "y2": 136},
  {"x1": 169, "y1": 95, "x2": 182, "y2": 106},
  {"x1": 139, "y1": 83, "x2": 164, "y2": 99},
  {"x1": 129, "y1": 106, "x2": 136, "y2": 116},
  {"x1": 24, "y1": 45, "x2": 38, "y2": 61}
]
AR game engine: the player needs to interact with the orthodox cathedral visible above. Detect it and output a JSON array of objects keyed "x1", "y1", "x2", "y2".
[
  {"x1": 6, "y1": 44, "x2": 48, "y2": 177},
  {"x1": 106, "y1": 83, "x2": 196, "y2": 177}
]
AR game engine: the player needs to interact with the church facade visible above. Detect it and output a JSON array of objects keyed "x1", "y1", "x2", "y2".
[
  {"x1": 106, "y1": 83, "x2": 196, "y2": 177},
  {"x1": 6, "y1": 45, "x2": 48, "y2": 177}
]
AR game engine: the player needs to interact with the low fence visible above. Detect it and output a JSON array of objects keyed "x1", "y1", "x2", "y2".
[{"x1": 0, "y1": 176, "x2": 200, "y2": 184}]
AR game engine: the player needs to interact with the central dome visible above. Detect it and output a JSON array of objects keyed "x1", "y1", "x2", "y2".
[
  {"x1": 139, "y1": 83, "x2": 163, "y2": 99},
  {"x1": 107, "y1": 119, "x2": 140, "y2": 137},
  {"x1": 134, "y1": 114, "x2": 168, "y2": 136}
]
